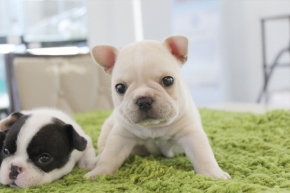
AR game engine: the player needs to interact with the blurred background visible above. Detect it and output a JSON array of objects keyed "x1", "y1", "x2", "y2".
[{"x1": 0, "y1": 0, "x2": 289, "y2": 117}]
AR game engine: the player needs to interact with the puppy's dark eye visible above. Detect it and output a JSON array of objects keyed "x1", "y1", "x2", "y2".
[
  {"x1": 162, "y1": 76, "x2": 174, "y2": 87},
  {"x1": 3, "y1": 148, "x2": 10, "y2": 156},
  {"x1": 37, "y1": 153, "x2": 52, "y2": 164},
  {"x1": 115, "y1": 83, "x2": 126, "y2": 94}
]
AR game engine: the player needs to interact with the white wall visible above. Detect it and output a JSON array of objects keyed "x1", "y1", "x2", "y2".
[
  {"x1": 220, "y1": 0, "x2": 290, "y2": 103},
  {"x1": 86, "y1": 0, "x2": 136, "y2": 48},
  {"x1": 141, "y1": 0, "x2": 172, "y2": 40},
  {"x1": 86, "y1": 0, "x2": 172, "y2": 48},
  {"x1": 171, "y1": 0, "x2": 222, "y2": 106}
]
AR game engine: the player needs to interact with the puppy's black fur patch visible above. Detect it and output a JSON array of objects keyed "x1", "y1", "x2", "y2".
[
  {"x1": 0, "y1": 131, "x2": 6, "y2": 165},
  {"x1": 26, "y1": 118, "x2": 87, "y2": 173},
  {"x1": 0, "y1": 115, "x2": 30, "y2": 165}
]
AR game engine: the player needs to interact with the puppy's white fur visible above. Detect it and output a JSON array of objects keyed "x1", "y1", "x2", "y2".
[
  {"x1": 0, "y1": 108, "x2": 96, "y2": 187},
  {"x1": 86, "y1": 36, "x2": 230, "y2": 179}
]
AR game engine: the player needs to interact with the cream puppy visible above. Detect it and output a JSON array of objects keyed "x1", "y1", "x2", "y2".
[{"x1": 86, "y1": 36, "x2": 230, "y2": 179}]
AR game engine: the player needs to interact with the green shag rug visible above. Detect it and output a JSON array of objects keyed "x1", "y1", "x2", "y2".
[{"x1": 1, "y1": 109, "x2": 290, "y2": 193}]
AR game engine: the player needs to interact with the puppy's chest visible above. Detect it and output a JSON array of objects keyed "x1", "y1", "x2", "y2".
[
  {"x1": 133, "y1": 127, "x2": 174, "y2": 141},
  {"x1": 136, "y1": 136, "x2": 181, "y2": 157},
  {"x1": 133, "y1": 127, "x2": 178, "y2": 148},
  {"x1": 140, "y1": 137, "x2": 175, "y2": 146}
]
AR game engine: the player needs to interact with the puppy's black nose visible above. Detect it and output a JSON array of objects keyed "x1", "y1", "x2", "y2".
[
  {"x1": 9, "y1": 165, "x2": 22, "y2": 180},
  {"x1": 136, "y1": 97, "x2": 153, "y2": 112}
]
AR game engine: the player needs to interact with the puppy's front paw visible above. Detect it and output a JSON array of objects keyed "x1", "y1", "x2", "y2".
[
  {"x1": 197, "y1": 167, "x2": 231, "y2": 179},
  {"x1": 84, "y1": 167, "x2": 113, "y2": 179},
  {"x1": 84, "y1": 171, "x2": 97, "y2": 179},
  {"x1": 79, "y1": 153, "x2": 102, "y2": 170},
  {"x1": 211, "y1": 170, "x2": 231, "y2": 179},
  {"x1": 78, "y1": 157, "x2": 99, "y2": 170}
]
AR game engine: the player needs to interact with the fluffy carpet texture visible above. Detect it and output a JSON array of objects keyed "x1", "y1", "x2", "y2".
[{"x1": 1, "y1": 109, "x2": 290, "y2": 193}]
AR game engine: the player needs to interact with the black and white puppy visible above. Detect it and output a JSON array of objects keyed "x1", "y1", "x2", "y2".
[{"x1": 0, "y1": 108, "x2": 96, "y2": 188}]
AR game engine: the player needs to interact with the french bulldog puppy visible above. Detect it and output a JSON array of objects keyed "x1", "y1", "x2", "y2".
[
  {"x1": 0, "y1": 108, "x2": 96, "y2": 187},
  {"x1": 86, "y1": 36, "x2": 230, "y2": 179}
]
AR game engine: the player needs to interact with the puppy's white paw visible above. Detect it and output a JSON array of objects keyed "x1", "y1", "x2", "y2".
[
  {"x1": 84, "y1": 171, "x2": 97, "y2": 179},
  {"x1": 78, "y1": 157, "x2": 99, "y2": 170},
  {"x1": 197, "y1": 167, "x2": 231, "y2": 179},
  {"x1": 84, "y1": 167, "x2": 112, "y2": 179},
  {"x1": 211, "y1": 170, "x2": 231, "y2": 179}
]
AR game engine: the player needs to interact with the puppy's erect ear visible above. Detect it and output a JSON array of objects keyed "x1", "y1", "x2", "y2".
[
  {"x1": 64, "y1": 124, "x2": 87, "y2": 151},
  {"x1": 91, "y1": 45, "x2": 119, "y2": 74},
  {"x1": 0, "y1": 112, "x2": 23, "y2": 132},
  {"x1": 164, "y1": 36, "x2": 188, "y2": 65}
]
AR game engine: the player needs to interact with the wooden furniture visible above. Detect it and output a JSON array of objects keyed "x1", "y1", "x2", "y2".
[{"x1": 5, "y1": 52, "x2": 113, "y2": 114}]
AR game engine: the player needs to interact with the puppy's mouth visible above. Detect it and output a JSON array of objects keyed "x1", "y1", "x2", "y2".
[
  {"x1": 133, "y1": 112, "x2": 168, "y2": 126},
  {"x1": 137, "y1": 116, "x2": 166, "y2": 126}
]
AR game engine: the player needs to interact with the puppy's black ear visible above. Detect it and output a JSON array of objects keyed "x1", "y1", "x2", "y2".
[
  {"x1": 64, "y1": 124, "x2": 87, "y2": 151},
  {"x1": 0, "y1": 112, "x2": 23, "y2": 132},
  {"x1": 0, "y1": 131, "x2": 6, "y2": 165},
  {"x1": 0, "y1": 131, "x2": 5, "y2": 148}
]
